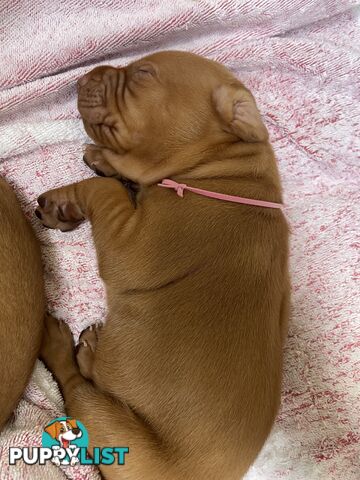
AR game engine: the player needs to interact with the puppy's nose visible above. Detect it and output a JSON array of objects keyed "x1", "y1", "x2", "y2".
[{"x1": 72, "y1": 427, "x2": 80, "y2": 435}]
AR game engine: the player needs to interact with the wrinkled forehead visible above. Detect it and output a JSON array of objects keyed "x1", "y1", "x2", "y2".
[{"x1": 130, "y1": 51, "x2": 232, "y2": 84}]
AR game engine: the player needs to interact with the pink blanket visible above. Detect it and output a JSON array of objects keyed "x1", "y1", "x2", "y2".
[{"x1": 0, "y1": 1, "x2": 359, "y2": 478}]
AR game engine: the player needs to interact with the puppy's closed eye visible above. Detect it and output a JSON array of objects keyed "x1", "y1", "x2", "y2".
[{"x1": 132, "y1": 63, "x2": 157, "y2": 82}]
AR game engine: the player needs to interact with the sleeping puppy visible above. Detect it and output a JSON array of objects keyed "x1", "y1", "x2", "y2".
[
  {"x1": 0, "y1": 179, "x2": 45, "y2": 431},
  {"x1": 36, "y1": 51, "x2": 290, "y2": 479}
]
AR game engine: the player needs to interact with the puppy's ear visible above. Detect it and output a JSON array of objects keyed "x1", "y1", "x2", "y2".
[
  {"x1": 212, "y1": 84, "x2": 268, "y2": 143},
  {"x1": 44, "y1": 422, "x2": 59, "y2": 439}
]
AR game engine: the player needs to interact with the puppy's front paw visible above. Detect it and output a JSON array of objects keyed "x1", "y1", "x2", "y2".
[
  {"x1": 83, "y1": 144, "x2": 118, "y2": 177},
  {"x1": 35, "y1": 188, "x2": 84, "y2": 232}
]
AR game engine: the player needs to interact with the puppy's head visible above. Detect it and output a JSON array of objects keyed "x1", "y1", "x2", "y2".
[{"x1": 78, "y1": 51, "x2": 268, "y2": 168}]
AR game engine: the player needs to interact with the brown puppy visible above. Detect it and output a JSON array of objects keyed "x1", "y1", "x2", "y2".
[
  {"x1": 37, "y1": 51, "x2": 289, "y2": 479},
  {"x1": 0, "y1": 179, "x2": 45, "y2": 431}
]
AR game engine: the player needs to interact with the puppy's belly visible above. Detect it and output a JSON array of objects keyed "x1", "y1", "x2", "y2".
[{"x1": 92, "y1": 287, "x2": 283, "y2": 452}]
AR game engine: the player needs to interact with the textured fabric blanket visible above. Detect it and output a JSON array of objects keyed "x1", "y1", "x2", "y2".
[{"x1": 0, "y1": 1, "x2": 359, "y2": 479}]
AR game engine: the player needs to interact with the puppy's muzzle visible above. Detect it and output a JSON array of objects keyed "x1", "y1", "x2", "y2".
[{"x1": 77, "y1": 66, "x2": 119, "y2": 124}]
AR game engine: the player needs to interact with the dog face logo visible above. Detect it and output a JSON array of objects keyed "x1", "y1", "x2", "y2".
[
  {"x1": 42, "y1": 417, "x2": 88, "y2": 466},
  {"x1": 44, "y1": 419, "x2": 82, "y2": 449}
]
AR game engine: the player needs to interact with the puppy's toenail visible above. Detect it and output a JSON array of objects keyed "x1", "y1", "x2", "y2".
[
  {"x1": 38, "y1": 196, "x2": 47, "y2": 208},
  {"x1": 35, "y1": 209, "x2": 42, "y2": 220},
  {"x1": 89, "y1": 325, "x2": 93, "y2": 331},
  {"x1": 95, "y1": 168, "x2": 106, "y2": 177},
  {"x1": 81, "y1": 340, "x2": 88, "y2": 348}
]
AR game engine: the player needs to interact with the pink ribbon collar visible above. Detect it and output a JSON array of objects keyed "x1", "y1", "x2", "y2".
[{"x1": 158, "y1": 179, "x2": 283, "y2": 210}]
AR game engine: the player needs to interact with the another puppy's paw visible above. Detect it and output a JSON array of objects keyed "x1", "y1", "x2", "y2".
[
  {"x1": 83, "y1": 144, "x2": 118, "y2": 177},
  {"x1": 35, "y1": 188, "x2": 84, "y2": 232}
]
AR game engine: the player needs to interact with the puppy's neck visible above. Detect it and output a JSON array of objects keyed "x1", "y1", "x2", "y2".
[
  {"x1": 185, "y1": 141, "x2": 276, "y2": 179},
  {"x1": 142, "y1": 138, "x2": 281, "y2": 198},
  {"x1": 170, "y1": 141, "x2": 283, "y2": 205},
  {"x1": 141, "y1": 137, "x2": 270, "y2": 181}
]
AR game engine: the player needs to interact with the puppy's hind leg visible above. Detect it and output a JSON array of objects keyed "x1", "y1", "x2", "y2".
[
  {"x1": 76, "y1": 323, "x2": 103, "y2": 379},
  {"x1": 41, "y1": 315, "x2": 179, "y2": 480}
]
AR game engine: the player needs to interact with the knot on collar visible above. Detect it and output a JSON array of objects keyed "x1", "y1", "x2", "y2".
[{"x1": 159, "y1": 179, "x2": 187, "y2": 197}]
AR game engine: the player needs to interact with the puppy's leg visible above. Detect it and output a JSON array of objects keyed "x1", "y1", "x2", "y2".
[
  {"x1": 36, "y1": 177, "x2": 134, "y2": 227},
  {"x1": 36, "y1": 177, "x2": 141, "y2": 273},
  {"x1": 36, "y1": 177, "x2": 135, "y2": 269},
  {"x1": 83, "y1": 144, "x2": 118, "y2": 177},
  {"x1": 83, "y1": 144, "x2": 148, "y2": 183},
  {"x1": 35, "y1": 186, "x2": 85, "y2": 232},
  {"x1": 41, "y1": 315, "x2": 178, "y2": 480}
]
